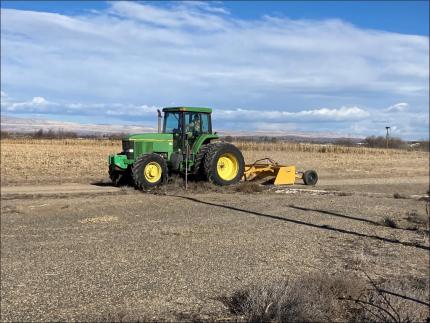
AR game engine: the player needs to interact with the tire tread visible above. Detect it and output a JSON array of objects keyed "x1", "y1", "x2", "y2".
[
  {"x1": 132, "y1": 153, "x2": 168, "y2": 190},
  {"x1": 203, "y1": 142, "x2": 244, "y2": 186}
]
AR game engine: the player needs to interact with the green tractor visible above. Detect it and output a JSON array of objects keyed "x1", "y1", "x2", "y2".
[{"x1": 108, "y1": 107, "x2": 245, "y2": 189}]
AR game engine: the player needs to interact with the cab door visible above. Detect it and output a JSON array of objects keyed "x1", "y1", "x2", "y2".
[
  {"x1": 183, "y1": 112, "x2": 211, "y2": 148},
  {"x1": 163, "y1": 111, "x2": 182, "y2": 151}
]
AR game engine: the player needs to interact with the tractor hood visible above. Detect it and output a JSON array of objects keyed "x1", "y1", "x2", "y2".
[
  {"x1": 125, "y1": 133, "x2": 173, "y2": 141},
  {"x1": 121, "y1": 133, "x2": 174, "y2": 162}
]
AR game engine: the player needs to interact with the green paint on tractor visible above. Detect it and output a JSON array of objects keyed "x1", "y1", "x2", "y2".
[
  {"x1": 108, "y1": 107, "x2": 246, "y2": 189},
  {"x1": 162, "y1": 106, "x2": 212, "y2": 113}
]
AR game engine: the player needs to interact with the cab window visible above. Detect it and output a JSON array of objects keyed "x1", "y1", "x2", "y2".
[
  {"x1": 184, "y1": 112, "x2": 210, "y2": 134},
  {"x1": 184, "y1": 113, "x2": 200, "y2": 134},
  {"x1": 163, "y1": 112, "x2": 180, "y2": 133},
  {"x1": 200, "y1": 113, "x2": 210, "y2": 133}
]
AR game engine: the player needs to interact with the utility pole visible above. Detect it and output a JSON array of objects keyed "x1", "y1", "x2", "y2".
[{"x1": 385, "y1": 126, "x2": 391, "y2": 149}]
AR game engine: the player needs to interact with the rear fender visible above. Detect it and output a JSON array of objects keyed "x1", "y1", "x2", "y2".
[{"x1": 192, "y1": 134, "x2": 219, "y2": 155}]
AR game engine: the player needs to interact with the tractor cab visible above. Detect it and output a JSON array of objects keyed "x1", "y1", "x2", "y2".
[
  {"x1": 109, "y1": 106, "x2": 245, "y2": 189},
  {"x1": 162, "y1": 107, "x2": 213, "y2": 151}
]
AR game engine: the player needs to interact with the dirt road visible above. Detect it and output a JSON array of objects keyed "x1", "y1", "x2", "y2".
[
  {"x1": 1, "y1": 175, "x2": 428, "y2": 199},
  {"x1": 1, "y1": 183, "x2": 120, "y2": 196}
]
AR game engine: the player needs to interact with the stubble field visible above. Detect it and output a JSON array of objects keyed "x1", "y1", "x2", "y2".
[
  {"x1": 1, "y1": 138, "x2": 428, "y2": 187},
  {"x1": 1, "y1": 138, "x2": 429, "y2": 322}
]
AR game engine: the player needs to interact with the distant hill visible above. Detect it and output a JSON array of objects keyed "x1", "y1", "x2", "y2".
[
  {"x1": 1, "y1": 115, "x2": 363, "y2": 142},
  {"x1": 1, "y1": 115, "x2": 155, "y2": 135}
]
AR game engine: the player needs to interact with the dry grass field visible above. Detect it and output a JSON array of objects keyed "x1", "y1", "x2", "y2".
[
  {"x1": 1, "y1": 138, "x2": 428, "y2": 186},
  {"x1": 1, "y1": 138, "x2": 429, "y2": 322}
]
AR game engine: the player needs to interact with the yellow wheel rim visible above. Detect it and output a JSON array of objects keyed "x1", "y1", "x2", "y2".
[
  {"x1": 217, "y1": 153, "x2": 239, "y2": 181},
  {"x1": 144, "y1": 162, "x2": 162, "y2": 183}
]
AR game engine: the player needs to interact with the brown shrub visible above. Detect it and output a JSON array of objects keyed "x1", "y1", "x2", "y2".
[
  {"x1": 352, "y1": 275, "x2": 430, "y2": 323},
  {"x1": 381, "y1": 216, "x2": 398, "y2": 228},
  {"x1": 393, "y1": 193, "x2": 406, "y2": 199},
  {"x1": 220, "y1": 273, "x2": 429, "y2": 323},
  {"x1": 405, "y1": 211, "x2": 429, "y2": 228},
  {"x1": 220, "y1": 272, "x2": 364, "y2": 322}
]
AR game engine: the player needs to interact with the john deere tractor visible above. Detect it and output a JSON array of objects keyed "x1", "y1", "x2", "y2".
[{"x1": 108, "y1": 107, "x2": 244, "y2": 189}]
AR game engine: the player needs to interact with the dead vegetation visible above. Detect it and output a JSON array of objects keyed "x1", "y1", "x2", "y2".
[
  {"x1": 379, "y1": 207, "x2": 430, "y2": 232},
  {"x1": 220, "y1": 272, "x2": 429, "y2": 323},
  {"x1": 235, "y1": 140, "x2": 415, "y2": 155},
  {"x1": 1, "y1": 138, "x2": 428, "y2": 186},
  {"x1": 80, "y1": 272, "x2": 430, "y2": 322},
  {"x1": 393, "y1": 193, "x2": 407, "y2": 199},
  {"x1": 405, "y1": 210, "x2": 429, "y2": 229},
  {"x1": 149, "y1": 174, "x2": 265, "y2": 195},
  {"x1": 381, "y1": 216, "x2": 398, "y2": 229}
]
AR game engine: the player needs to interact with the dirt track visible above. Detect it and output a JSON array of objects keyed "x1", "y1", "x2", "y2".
[
  {"x1": 1, "y1": 183, "x2": 120, "y2": 196},
  {"x1": 1, "y1": 175, "x2": 428, "y2": 198}
]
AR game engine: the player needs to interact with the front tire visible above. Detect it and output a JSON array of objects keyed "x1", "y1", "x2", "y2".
[
  {"x1": 132, "y1": 154, "x2": 168, "y2": 190},
  {"x1": 204, "y1": 142, "x2": 245, "y2": 186}
]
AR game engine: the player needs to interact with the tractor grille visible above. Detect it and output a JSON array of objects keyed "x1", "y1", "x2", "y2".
[{"x1": 122, "y1": 140, "x2": 134, "y2": 159}]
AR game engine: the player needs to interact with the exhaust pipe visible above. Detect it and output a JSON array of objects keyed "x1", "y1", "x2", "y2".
[{"x1": 157, "y1": 109, "x2": 162, "y2": 133}]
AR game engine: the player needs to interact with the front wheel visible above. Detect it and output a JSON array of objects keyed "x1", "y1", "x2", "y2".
[
  {"x1": 204, "y1": 143, "x2": 245, "y2": 186},
  {"x1": 132, "y1": 154, "x2": 168, "y2": 190}
]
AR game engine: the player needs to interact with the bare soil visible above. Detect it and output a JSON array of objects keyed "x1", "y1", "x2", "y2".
[
  {"x1": 1, "y1": 139, "x2": 429, "y2": 321},
  {"x1": 1, "y1": 182, "x2": 429, "y2": 321}
]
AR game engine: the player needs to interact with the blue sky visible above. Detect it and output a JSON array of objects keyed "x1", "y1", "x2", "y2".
[{"x1": 1, "y1": 1, "x2": 429, "y2": 139}]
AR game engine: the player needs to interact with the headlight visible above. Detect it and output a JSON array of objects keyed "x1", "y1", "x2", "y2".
[{"x1": 126, "y1": 149, "x2": 134, "y2": 153}]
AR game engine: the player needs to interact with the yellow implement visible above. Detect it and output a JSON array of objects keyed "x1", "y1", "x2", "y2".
[{"x1": 243, "y1": 158, "x2": 318, "y2": 186}]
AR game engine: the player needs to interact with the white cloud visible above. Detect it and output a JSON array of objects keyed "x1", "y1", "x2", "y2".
[
  {"x1": 1, "y1": 95, "x2": 159, "y2": 117},
  {"x1": 384, "y1": 102, "x2": 409, "y2": 112},
  {"x1": 31, "y1": 96, "x2": 48, "y2": 105},
  {"x1": 177, "y1": 1, "x2": 230, "y2": 15},
  {"x1": 108, "y1": 1, "x2": 230, "y2": 31},
  {"x1": 3, "y1": 96, "x2": 51, "y2": 112},
  {"x1": 216, "y1": 106, "x2": 369, "y2": 122},
  {"x1": 1, "y1": 2, "x2": 428, "y2": 139},
  {"x1": 1, "y1": 95, "x2": 368, "y2": 122}
]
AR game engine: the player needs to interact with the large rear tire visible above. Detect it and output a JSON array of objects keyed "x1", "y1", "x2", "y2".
[
  {"x1": 203, "y1": 142, "x2": 245, "y2": 186},
  {"x1": 192, "y1": 143, "x2": 212, "y2": 180},
  {"x1": 132, "y1": 154, "x2": 168, "y2": 190}
]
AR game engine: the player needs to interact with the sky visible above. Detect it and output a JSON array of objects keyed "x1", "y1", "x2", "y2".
[{"x1": 1, "y1": 1, "x2": 429, "y2": 139}]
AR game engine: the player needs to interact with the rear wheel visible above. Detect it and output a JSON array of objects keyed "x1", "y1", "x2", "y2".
[
  {"x1": 132, "y1": 154, "x2": 168, "y2": 190},
  {"x1": 204, "y1": 143, "x2": 245, "y2": 186},
  {"x1": 303, "y1": 170, "x2": 318, "y2": 185},
  {"x1": 192, "y1": 143, "x2": 211, "y2": 180}
]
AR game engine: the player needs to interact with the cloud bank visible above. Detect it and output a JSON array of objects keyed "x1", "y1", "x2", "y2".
[{"x1": 1, "y1": 2, "x2": 429, "y2": 138}]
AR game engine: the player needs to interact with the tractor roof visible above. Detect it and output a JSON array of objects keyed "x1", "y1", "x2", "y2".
[{"x1": 162, "y1": 107, "x2": 212, "y2": 113}]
